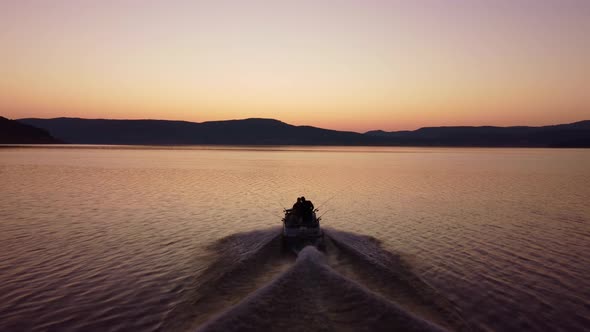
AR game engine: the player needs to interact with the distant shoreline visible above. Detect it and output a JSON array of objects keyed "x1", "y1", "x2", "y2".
[
  {"x1": 1, "y1": 144, "x2": 588, "y2": 150},
  {"x1": 3, "y1": 117, "x2": 590, "y2": 148}
]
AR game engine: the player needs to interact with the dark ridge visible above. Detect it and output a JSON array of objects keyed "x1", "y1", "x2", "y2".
[
  {"x1": 0, "y1": 116, "x2": 62, "y2": 144},
  {"x1": 17, "y1": 117, "x2": 372, "y2": 145},
  {"x1": 17, "y1": 117, "x2": 590, "y2": 147},
  {"x1": 367, "y1": 120, "x2": 590, "y2": 147}
]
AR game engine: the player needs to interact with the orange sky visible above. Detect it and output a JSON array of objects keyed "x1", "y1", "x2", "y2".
[{"x1": 1, "y1": 1, "x2": 589, "y2": 132}]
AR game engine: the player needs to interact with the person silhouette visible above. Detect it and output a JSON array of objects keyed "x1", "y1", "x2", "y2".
[
  {"x1": 300, "y1": 196, "x2": 315, "y2": 222},
  {"x1": 292, "y1": 197, "x2": 304, "y2": 216}
]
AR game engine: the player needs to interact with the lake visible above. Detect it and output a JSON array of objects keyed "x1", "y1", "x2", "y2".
[{"x1": 1, "y1": 146, "x2": 589, "y2": 331}]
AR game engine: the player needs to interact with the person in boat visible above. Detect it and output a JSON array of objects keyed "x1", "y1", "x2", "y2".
[
  {"x1": 300, "y1": 196, "x2": 315, "y2": 223},
  {"x1": 301, "y1": 196, "x2": 314, "y2": 212},
  {"x1": 292, "y1": 197, "x2": 304, "y2": 217}
]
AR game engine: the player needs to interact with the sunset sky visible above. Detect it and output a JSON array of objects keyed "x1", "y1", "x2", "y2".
[{"x1": 1, "y1": 0, "x2": 589, "y2": 132}]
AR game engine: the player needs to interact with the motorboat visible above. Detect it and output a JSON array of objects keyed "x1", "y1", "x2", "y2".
[{"x1": 282, "y1": 208, "x2": 325, "y2": 251}]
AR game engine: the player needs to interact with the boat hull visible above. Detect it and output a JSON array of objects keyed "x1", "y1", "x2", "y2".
[{"x1": 282, "y1": 209, "x2": 325, "y2": 251}]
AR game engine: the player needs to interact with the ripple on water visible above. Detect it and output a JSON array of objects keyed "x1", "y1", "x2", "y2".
[{"x1": 0, "y1": 147, "x2": 589, "y2": 331}]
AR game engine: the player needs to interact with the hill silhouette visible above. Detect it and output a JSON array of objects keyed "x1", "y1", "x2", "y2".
[
  {"x1": 18, "y1": 118, "x2": 369, "y2": 145},
  {"x1": 365, "y1": 121, "x2": 590, "y2": 147},
  {"x1": 0, "y1": 117, "x2": 62, "y2": 144},
  {"x1": 17, "y1": 117, "x2": 590, "y2": 147}
]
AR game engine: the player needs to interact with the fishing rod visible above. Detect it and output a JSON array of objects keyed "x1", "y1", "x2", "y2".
[
  {"x1": 316, "y1": 193, "x2": 338, "y2": 211},
  {"x1": 315, "y1": 182, "x2": 356, "y2": 211},
  {"x1": 226, "y1": 173, "x2": 286, "y2": 218},
  {"x1": 318, "y1": 208, "x2": 331, "y2": 220}
]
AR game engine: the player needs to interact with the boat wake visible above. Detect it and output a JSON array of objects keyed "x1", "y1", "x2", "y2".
[{"x1": 164, "y1": 228, "x2": 470, "y2": 331}]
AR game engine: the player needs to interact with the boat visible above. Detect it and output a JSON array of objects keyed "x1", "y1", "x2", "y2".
[{"x1": 282, "y1": 208, "x2": 325, "y2": 251}]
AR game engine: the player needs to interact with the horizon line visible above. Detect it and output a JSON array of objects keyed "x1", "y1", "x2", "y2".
[{"x1": 10, "y1": 115, "x2": 590, "y2": 134}]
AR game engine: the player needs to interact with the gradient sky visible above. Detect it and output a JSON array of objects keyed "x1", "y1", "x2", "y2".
[{"x1": 1, "y1": 0, "x2": 589, "y2": 132}]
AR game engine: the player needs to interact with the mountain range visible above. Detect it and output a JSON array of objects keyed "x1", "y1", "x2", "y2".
[{"x1": 6, "y1": 117, "x2": 590, "y2": 147}]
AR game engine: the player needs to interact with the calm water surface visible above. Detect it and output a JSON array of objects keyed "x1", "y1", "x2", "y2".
[{"x1": 1, "y1": 146, "x2": 589, "y2": 331}]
